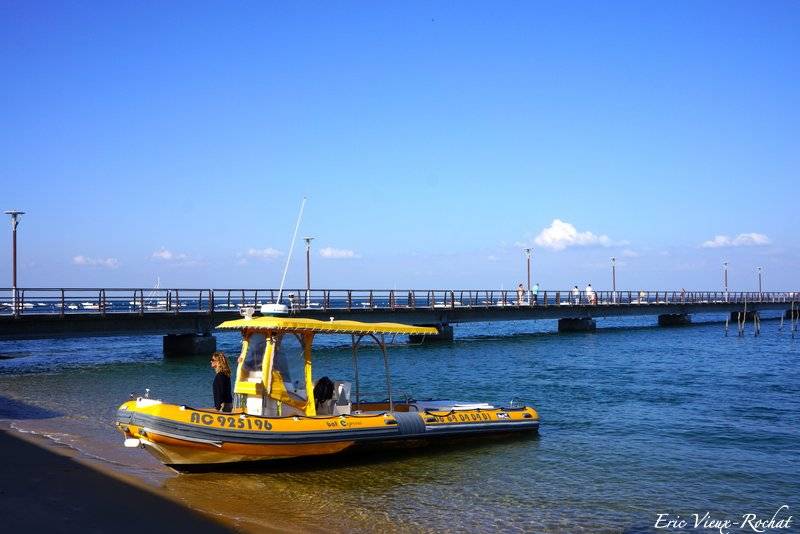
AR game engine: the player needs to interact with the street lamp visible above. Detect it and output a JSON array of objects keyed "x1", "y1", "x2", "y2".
[
  {"x1": 303, "y1": 237, "x2": 314, "y2": 307},
  {"x1": 4, "y1": 210, "x2": 25, "y2": 314},
  {"x1": 523, "y1": 248, "x2": 532, "y2": 295},
  {"x1": 723, "y1": 261, "x2": 729, "y2": 301},
  {"x1": 757, "y1": 267, "x2": 762, "y2": 296},
  {"x1": 611, "y1": 257, "x2": 616, "y2": 303}
]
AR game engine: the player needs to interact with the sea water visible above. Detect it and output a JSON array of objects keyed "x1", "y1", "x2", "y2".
[{"x1": 1, "y1": 315, "x2": 798, "y2": 533}]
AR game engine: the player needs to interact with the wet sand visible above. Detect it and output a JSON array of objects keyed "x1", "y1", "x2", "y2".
[{"x1": 0, "y1": 424, "x2": 237, "y2": 533}]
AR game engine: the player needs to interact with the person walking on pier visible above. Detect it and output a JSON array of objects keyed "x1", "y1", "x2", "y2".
[
  {"x1": 532, "y1": 282, "x2": 540, "y2": 305},
  {"x1": 516, "y1": 283, "x2": 525, "y2": 305},
  {"x1": 572, "y1": 285, "x2": 580, "y2": 304},
  {"x1": 211, "y1": 352, "x2": 233, "y2": 413},
  {"x1": 585, "y1": 284, "x2": 596, "y2": 305}
]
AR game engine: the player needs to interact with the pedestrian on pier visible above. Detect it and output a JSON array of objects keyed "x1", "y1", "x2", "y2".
[
  {"x1": 211, "y1": 352, "x2": 233, "y2": 413},
  {"x1": 532, "y1": 282, "x2": 540, "y2": 305},
  {"x1": 516, "y1": 284, "x2": 525, "y2": 305},
  {"x1": 585, "y1": 284, "x2": 596, "y2": 305},
  {"x1": 572, "y1": 285, "x2": 580, "y2": 304}
]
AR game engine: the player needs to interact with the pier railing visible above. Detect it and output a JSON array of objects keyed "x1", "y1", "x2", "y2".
[{"x1": 0, "y1": 288, "x2": 797, "y2": 316}]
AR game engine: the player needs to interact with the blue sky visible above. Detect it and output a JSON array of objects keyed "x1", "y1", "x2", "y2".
[{"x1": 1, "y1": 1, "x2": 797, "y2": 291}]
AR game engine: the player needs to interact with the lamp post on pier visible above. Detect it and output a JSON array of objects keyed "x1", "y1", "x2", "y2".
[
  {"x1": 611, "y1": 257, "x2": 616, "y2": 303},
  {"x1": 303, "y1": 237, "x2": 314, "y2": 307},
  {"x1": 757, "y1": 266, "x2": 762, "y2": 297},
  {"x1": 723, "y1": 261, "x2": 729, "y2": 302},
  {"x1": 523, "y1": 248, "x2": 532, "y2": 296},
  {"x1": 4, "y1": 210, "x2": 24, "y2": 314}
]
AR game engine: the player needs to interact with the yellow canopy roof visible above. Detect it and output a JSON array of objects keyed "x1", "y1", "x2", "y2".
[{"x1": 216, "y1": 316, "x2": 439, "y2": 336}]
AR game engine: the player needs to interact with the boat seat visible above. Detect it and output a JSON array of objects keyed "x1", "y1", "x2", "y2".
[
  {"x1": 317, "y1": 399, "x2": 336, "y2": 415},
  {"x1": 313, "y1": 380, "x2": 352, "y2": 415},
  {"x1": 332, "y1": 381, "x2": 351, "y2": 415}
]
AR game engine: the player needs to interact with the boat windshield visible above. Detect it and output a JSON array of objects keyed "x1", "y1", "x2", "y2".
[
  {"x1": 272, "y1": 333, "x2": 308, "y2": 399},
  {"x1": 243, "y1": 333, "x2": 267, "y2": 373}
]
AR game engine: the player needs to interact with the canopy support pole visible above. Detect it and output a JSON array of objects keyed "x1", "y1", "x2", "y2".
[
  {"x1": 351, "y1": 334, "x2": 361, "y2": 409},
  {"x1": 368, "y1": 333, "x2": 392, "y2": 412}
]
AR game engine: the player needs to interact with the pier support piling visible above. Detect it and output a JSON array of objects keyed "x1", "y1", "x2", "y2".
[
  {"x1": 731, "y1": 311, "x2": 757, "y2": 322},
  {"x1": 163, "y1": 333, "x2": 217, "y2": 357},
  {"x1": 657, "y1": 314, "x2": 692, "y2": 327},
  {"x1": 731, "y1": 312, "x2": 756, "y2": 321},
  {"x1": 409, "y1": 324, "x2": 454, "y2": 343},
  {"x1": 558, "y1": 317, "x2": 596, "y2": 333}
]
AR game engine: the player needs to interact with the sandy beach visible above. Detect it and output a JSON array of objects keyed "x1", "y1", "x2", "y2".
[
  {"x1": 0, "y1": 423, "x2": 237, "y2": 533},
  {"x1": 0, "y1": 411, "x2": 337, "y2": 534}
]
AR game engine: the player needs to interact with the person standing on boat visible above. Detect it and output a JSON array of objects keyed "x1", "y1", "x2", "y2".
[{"x1": 211, "y1": 352, "x2": 233, "y2": 413}]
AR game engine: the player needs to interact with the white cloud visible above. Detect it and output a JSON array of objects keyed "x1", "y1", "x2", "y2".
[
  {"x1": 72, "y1": 255, "x2": 120, "y2": 269},
  {"x1": 245, "y1": 247, "x2": 283, "y2": 260},
  {"x1": 151, "y1": 247, "x2": 187, "y2": 261},
  {"x1": 701, "y1": 233, "x2": 770, "y2": 248},
  {"x1": 319, "y1": 247, "x2": 360, "y2": 259},
  {"x1": 622, "y1": 249, "x2": 639, "y2": 258},
  {"x1": 149, "y1": 247, "x2": 203, "y2": 266},
  {"x1": 531, "y1": 219, "x2": 619, "y2": 251}
]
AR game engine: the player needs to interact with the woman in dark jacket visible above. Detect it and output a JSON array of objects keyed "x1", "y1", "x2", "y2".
[{"x1": 210, "y1": 352, "x2": 233, "y2": 412}]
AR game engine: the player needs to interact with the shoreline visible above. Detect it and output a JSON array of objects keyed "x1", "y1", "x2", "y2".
[
  {"x1": 0, "y1": 383, "x2": 360, "y2": 533},
  {"x1": 0, "y1": 421, "x2": 234, "y2": 532},
  {"x1": 0, "y1": 421, "x2": 293, "y2": 533}
]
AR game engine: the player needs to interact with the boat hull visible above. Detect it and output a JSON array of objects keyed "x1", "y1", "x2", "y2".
[{"x1": 116, "y1": 400, "x2": 539, "y2": 467}]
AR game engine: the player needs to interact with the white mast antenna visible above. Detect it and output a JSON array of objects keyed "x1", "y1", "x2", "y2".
[{"x1": 276, "y1": 197, "x2": 306, "y2": 304}]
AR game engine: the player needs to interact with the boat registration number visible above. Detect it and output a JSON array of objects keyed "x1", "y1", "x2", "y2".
[
  {"x1": 431, "y1": 412, "x2": 493, "y2": 423},
  {"x1": 190, "y1": 412, "x2": 273, "y2": 431}
]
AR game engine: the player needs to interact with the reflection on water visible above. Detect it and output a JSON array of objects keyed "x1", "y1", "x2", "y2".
[{"x1": 0, "y1": 316, "x2": 799, "y2": 532}]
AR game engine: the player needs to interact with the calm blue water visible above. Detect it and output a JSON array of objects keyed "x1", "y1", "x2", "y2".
[{"x1": 1, "y1": 315, "x2": 798, "y2": 533}]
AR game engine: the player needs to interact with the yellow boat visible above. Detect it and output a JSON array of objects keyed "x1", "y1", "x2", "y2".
[{"x1": 116, "y1": 315, "x2": 539, "y2": 468}]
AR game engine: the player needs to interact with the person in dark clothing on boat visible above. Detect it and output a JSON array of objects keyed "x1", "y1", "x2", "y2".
[{"x1": 210, "y1": 352, "x2": 233, "y2": 412}]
